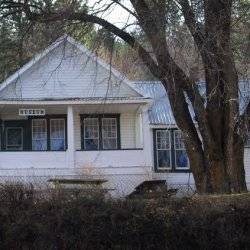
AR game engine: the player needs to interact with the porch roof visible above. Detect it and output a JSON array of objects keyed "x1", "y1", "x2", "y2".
[{"x1": 133, "y1": 80, "x2": 250, "y2": 126}]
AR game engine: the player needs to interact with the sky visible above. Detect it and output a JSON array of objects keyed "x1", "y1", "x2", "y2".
[{"x1": 87, "y1": 0, "x2": 136, "y2": 29}]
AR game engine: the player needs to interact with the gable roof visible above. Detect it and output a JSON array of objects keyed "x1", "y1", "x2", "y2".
[
  {"x1": 0, "y1": 35, "x2": 144, "y2": 98},
  {"x1": 133, "y1": 80, "x2": 250, "y2": 126}
]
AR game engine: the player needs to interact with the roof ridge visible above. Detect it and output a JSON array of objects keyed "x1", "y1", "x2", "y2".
[{"x1": 0, "y1": 34, "x2": 145, "y2": 98}]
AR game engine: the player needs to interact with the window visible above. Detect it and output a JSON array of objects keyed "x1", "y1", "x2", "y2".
[
  {"x1": 1, "y1": 117, "x2": 66, "y2": 151},
  {"x1": 50, "y1": 119, "x2": 65, "y2": 150},
  {"x1": 81, "y1": 115, "x2": 120, "y2": 150},
  {"x1": 32, "y1": 118, "x2": 66, "y2": 151},
  {"x1": 102, "y1": 118, "x2": 117, "y2": 149},
  {"x1": 245, "y1": 128, "x2": 250, "y2": 147},
  {"x1": 155, "y1": 130, "x2": 171, "y2": 169},
  {"x1": 32, "y1": 119, "x2": 47, "y2": 151},
  {"x1": 154, "y1": 129, "x2": 190, "y2": 172},
  {"x1": 83, "y1": 118, "x2": 99, "y2": 150},
  {"x1": 6, "y1": 127, "x2": 23, "y2": 150},
  {"x1": 174, "y1": 130, "x2": 189, "y2": 169}
]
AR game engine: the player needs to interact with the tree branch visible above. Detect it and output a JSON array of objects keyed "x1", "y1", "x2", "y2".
[
  {"x1": 23, "y1": 4, "x2": 162, "y2": 79},
  {"x1": 22, "y1": 0, "x2": 212, "y2": 161},
  {"x1": 131, "y1": 0, "x2": 213, "y2": 147},
  {"x1": 178, "y1": 0, "x2": 206, "y2": 60},
  {"x1": 110, "y1": 0, "x2": 138, "y2": 19}
]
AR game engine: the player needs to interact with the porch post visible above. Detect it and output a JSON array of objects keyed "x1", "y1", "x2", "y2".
[
  {"x1": 67, "y1": 105, "x2": 75, "y2": 168},
  {"x1": 135, "y1": 110, "x2": 143, "y2": 148},
  {"x1": 142, "y1": 105, "x2": 154, "y2": 172}
]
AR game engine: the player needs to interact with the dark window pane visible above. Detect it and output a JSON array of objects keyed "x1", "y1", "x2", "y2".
[
  {"x1": 102, "y1": 118, "x2": 117, "y2": 149},
  {"x1": 157, "y1": 150, "x2": 171, "y2": 169},
  {"x1": 176, "y1": 150, "x2": 189, "y2": 168},
  {"x1": 103, "y1": 138, "x2": 117, "y2": 149},
  {"x1": 50, "y1": 119, "x2": 65, "y2": 150},
  {"x1": 85, "y1": 139, "x2": 99, "y2": 150},
  {"x1": 156, "y1": 130, "x2": 171, "y2": 149},
  {"x1": 6, "y1": 128, "x2": 23, "y2": 150},
  {"x1": 84, "y1": 118, "x2": 99, "y2": 149},
  {"x1": 32, "y1": 140, "x2": 47, "y2": 151},
  {"x1": 84, "y1": 118, "x2": 99, "y2": 138},
  {"x1": 51, "y1": 139, "x2": 65, "y2": 151},
  {"x1": 245, "y1": 131, "x2": 250, "y2": 147},
  {"x1": 32, "y1": 119, "x2": 47, "y2": 151},
  {"x1": 174, "y1": 130, "x2": 185, "y2": 149}
]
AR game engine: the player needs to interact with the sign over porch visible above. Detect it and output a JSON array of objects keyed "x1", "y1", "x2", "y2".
[{"x1": 19, "y1": 108, "x2": 45, "y2": 116}]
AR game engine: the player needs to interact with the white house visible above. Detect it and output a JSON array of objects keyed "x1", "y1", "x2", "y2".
[{"x1": 0, "y1": 35, "x2": 249, "y2": 196}]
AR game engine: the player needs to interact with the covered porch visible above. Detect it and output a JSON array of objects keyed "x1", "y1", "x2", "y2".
[{"x1": 0, "y1": 100, "x2": 152, "y2": 175}]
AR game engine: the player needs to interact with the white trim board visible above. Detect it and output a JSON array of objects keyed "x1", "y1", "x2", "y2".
[{"x1": 0, "y1": 99, "x2": 151, "y2": 105}]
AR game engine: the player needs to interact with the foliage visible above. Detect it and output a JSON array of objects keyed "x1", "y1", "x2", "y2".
[
  {"x1": 0, "y1": 0, "x2": 93, "y2": 82},
  {"x1": 0, "y1": 183, "x2": 249, "y2": 249},
  {"x1": 0, "y1": 1, "x2": 248, "y2": 81},
  {"x1": 232, "y1": 0, "x2": 250, "y2": 77}
]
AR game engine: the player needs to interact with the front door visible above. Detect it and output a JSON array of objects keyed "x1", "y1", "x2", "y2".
[{"x1": 1, "y1": 120, "x2": 31, "y2": 151}]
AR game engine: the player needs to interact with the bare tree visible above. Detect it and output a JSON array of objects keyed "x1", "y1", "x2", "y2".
[{"x1": 1, "y1": 0, "x2": 249, "y2": 193}]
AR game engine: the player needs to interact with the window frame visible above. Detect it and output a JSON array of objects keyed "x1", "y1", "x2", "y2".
[
  {"x1": 80, "y1": 114, "x2": 120, "y2": 151},
  {"x1": 155, "y1": 130, "x2": 172, "y2": 170},
  {"x1": 0, "y1": 119, "x2": 2, "y2": 151},
  {"x1": 244, "y1": 120, "x2": 250, "y2": 147},
  {"x1": 83, "y1": 117, "x2": 100, "y2": 150},
  {"x1": 102, "y1": 117, "x2": 118, "y2": 150},
  {"x1": 32, "y1": 119, "x2": 47, "y2": 151},
  {"x1": 30, "y1": 115, "x2": 67, "y2": 151},
  {"x1": 50, "y1": 118, "x2": 66, "y2": 151},
  {"x1": 153, "y1": 128, "x2": 191, "y2": 173},
  {"x1": 173, "y1": 130, "x2": 190, "y2": 170}
]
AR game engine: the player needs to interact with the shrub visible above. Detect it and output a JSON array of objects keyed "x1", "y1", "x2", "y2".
[{"x1": 0, "y1": 183, "x2": 249, "y2": 249}]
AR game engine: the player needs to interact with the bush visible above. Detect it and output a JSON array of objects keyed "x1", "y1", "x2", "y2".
[{"x1": 0, "y1": 183, "x2": 249, "y2": 249}]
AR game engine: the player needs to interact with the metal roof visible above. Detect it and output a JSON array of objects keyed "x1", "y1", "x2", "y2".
[{"x1": 133, "y1": 80, "x2": 250, "y2": 126}]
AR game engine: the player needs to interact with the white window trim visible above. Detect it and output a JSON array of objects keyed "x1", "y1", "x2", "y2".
[
  {"x1": 32, "y1": 119, "x2": 47, "y2": 151},
  {"x1": 83, "y1": 118, "x2": 100, "y2": 150},
  {"x1": 6, "y1": 127, "x2": 23, "y2": 150},
  {"x1": 174, "y1": 130, "x2": 190, "y2": 170},
  {"x1": 101, "y1": 118, "x2": 118, "y2": 150},
  {"x1": 50, "y1": 118, "x2": 66, "y2": 150},
  {"x1": 156, "y1": 130, "x2": 172, "y2": 170}
]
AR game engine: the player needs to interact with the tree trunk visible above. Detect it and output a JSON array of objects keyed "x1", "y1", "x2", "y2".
[
  {"x1": 20, "y1": 0, "x2": 248, "y2": 194},
  {"x1": 186, "y1": 136, "x2": 247, "y2": 194},
  {"x1": 226, "y1": 133, "x2": 247, "y2": 192},
  {"x1": 206, "y1": 159, "x2": 230, "y2": 193},
  {"x1": 192, "y1": 133, "x2": 248, "y2": 194}
]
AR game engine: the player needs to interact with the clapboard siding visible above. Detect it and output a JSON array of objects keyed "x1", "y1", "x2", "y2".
[
  {"x1": 0, "y1": 42, "x2": 140, "y2": 100},
  {"x1": 74, "y1": 112, "x2": 81, "y2": 150},
  {"x1": 244, "y1": 148, "x2": 250, "y2": 188},
  {"x1": 0, "y1": 152, "x2": 67, "y2": 169},
  {"x1": 120, "y1": 113, "x2": 136, "y2": 148}
]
